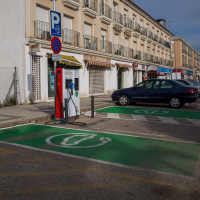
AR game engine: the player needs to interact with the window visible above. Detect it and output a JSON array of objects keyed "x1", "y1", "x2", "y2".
[
  {"x1": 177, "y1": 80, "x2": 190, "y2": 85},
  {"x1": 124, "y1": 10, "x2": 127, "y2": 24},
  {"x1": 84, "y1": 0, "x2": 90, "y2": 7},
  {"x1": 160, "y1": 81, "x2": 174, "y2": 88},
  {"x1": 136, "y1": 80, "x2": 154, "y2": 89},
  {"x1": 36, "y1": 6, "x2": 48, "y2": 22},
  {"x1": 101, "y1": 30, "x2": 106, "y2": 51},
  {"x1": 133, "y1": 15, "x2": 135, "y2": 29},
  {"x1": 154, "y1": 81, "x2": 161, "y2": 89}
]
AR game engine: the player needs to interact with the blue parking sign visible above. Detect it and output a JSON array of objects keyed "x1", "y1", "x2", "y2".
[{"x1": 50, "y1": 10, "x2": 61, "y2": 37}]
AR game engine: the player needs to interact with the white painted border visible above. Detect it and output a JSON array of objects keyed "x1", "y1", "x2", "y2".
[
  {"x1": 0, "y1": 140, "x2": 194, "y2": 179},
  {"x1": 1, "y1": 123, "x2": 199, "y2": 145}
]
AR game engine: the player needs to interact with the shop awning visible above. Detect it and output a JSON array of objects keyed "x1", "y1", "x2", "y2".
[
  {"x1": 46, "y1": 53, "x2": 82, "y2": 68},
  {"x1": 87, "y1": 60, "x2": 115, "y2": 67},
  {"x1": 60, "y1": 55, "x2": 82, "y2": 68},
  {"x1": 157, "y1": 71, "x2": 167, "y2": 76},
  {"x1": 116, "y1": 63, "x2": 133, "y2": 68},
  {"x1": 147, "y1": 70, "x2": 157, "y2": 74}
]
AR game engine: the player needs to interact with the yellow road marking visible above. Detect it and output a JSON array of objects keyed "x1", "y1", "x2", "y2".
[
  {"x1": 45, "y1": 158, "x2": 187, "y2": 190},
  {"x1": 0, "y1": 181, "x2": 136, "y2": 196},
  {"x1": 0, "y1": 169, "x2": 84, "y2": 178},
  {"x1": 0, "y1": 158, "x2": 47, "y2": 165},
  {"x1": 0, "y1": 148, "x2": 27, "y2": 156}
]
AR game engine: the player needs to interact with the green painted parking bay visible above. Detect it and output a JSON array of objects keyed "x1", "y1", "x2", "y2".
[
  {"x1": 1, "y1": 124, "x2": 200, "y2": 176},
  {"x1": 96, "y1": 106, "x2": 200, "y2": 120}
]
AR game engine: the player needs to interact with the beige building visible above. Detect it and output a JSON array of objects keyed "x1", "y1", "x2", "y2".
[
  {"x1": 0, "y1": 0, "x2": 173, "y2": 103},
  {"x1": 171, "y1": 36, "x2": 200, "y2": 79}
]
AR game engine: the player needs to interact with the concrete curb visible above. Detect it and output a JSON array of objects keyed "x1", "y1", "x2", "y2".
[{"x1": 0, "y1": 103, "x2": 115, "y2": 128}]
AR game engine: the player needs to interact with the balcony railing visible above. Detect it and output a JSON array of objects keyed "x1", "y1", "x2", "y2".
[
  {"x1": 188, "y1": 52, "x2": 192, "y2": 57},
  {"x1": 113, "y1": 44, "x2": 124, "y2": 56},
  {"x1": 84, "y1": 35, "x2": 98, "y2": 50},
  {"x1": 100, "y1": 40, "x2": 112, "y2": 54},
  {"x1": 163, "y1": 40, "x2": 170, "y2": 48},
  {"x1": 113, "y1": 11, "x2": 123, "y2": 25},
  {"x1": 63, "y1": 29, "x2": 80, "y2": 47},
  {"x1": 125, "y1": 47, "x2": 133, "y2": 58},
  {"x1": 182, "y1": 49, "x2": 187, "y2": 54},
  {"x1": 141, "y1": 52, "x2": 148, "y2": 61},
  {"x1": 160, "y1": 58, "x2": 163, "y2": 65},
  {"x1": 158, "y1": 37, "x2": 163, "y2": 45},
  {"x1": 147, "y1": 54, "x2": 153, "y2": 62},
  {"x1": 124, "y1": 17, "x2": 132, "y2": 29},
  {"x1": 34, "y1": 20, "x2": 52, "y2": 40},
  {"x1": 147, "y1": 30, "x2": 153, "y2": 40},
  {"x1": 189, "y1": 65, "x2": 193, "y2": 69},
  {"x1": 153, "y1": 56, "x2": 159, "y2": 63},
  {"x1": 133, "y1": 50, "x2": 141, "y2": 60},
  {"x1": 83, "y1": 0, "x2": 98, "y2": 12},
  {"x1": 140, "y1": 27, "x2": 147, "y2": 37},
  {"x1": 100, "y1": 3, "x2": 112, "y2": 19},
  {"x1": 153, "y1": 35, "x2": 158, "y2": 42},
  {"x1": 133, "y1": 22, "x2": 140, "y2": 32}
]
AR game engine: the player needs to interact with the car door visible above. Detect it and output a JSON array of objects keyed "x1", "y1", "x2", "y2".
[
  {"x1": 129, "y1": 80, "x2": 155, "y2": 102},
  {"x1": 150, "y1": 80, "x2": 175, "y2": 103}
]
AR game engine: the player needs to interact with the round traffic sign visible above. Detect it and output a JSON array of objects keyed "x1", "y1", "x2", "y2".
[
  {"x1": 51, "y1": 37, "x2": 62, "y2": 54},
  {"x1": 133, "y1": 62, "x2": 138, "y2": 67}
]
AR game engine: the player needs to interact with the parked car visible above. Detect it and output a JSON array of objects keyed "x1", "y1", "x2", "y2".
[
  {"x1": 175, "y1": 79, "x2": 200, "y2": 96},
  {"x1": 111, "y1": 79, "x2": 198, "y2": 108}
]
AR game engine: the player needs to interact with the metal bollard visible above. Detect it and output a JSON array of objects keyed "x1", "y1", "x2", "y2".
[
  {"x1": 65, "y1": 98, "x2": 68, "y2": 124},
  {"x1": 91, "y1": 96, "x2": 94, "y2": 118}
]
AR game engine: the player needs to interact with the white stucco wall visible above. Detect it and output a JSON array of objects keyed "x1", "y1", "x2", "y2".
[{"x1": 0, "y1": 0, "x2": 28, "y2": 104}]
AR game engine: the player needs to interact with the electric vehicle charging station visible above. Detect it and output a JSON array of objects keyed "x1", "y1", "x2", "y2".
[{"x1": 55, "y1": 64, "x2": 81, "y2": 122}]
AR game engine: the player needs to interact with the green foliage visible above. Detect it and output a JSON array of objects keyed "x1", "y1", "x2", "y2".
[
  {"x1": 3, "y1": 95, "x2": 17, "y2": 107},
  {"x1": 134, "y1": 29, "x2": 140, "y2": 33}
]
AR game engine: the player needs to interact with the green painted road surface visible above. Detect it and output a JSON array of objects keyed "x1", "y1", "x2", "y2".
[
  {"x1": 1, "y1": 124, "x2": 200, "y2": 176},
  {"x1": 96, "y1": 106, "x2": 200, "y2": 120}
]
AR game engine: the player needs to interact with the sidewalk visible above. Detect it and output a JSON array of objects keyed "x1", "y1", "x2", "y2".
[{"x1": 0, "y1": 95, "x2": 115, "y2": 128}]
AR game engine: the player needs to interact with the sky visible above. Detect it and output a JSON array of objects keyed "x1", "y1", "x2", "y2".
[{"x1": 131, "y1": 0, "x2": 200, "y2": 50}]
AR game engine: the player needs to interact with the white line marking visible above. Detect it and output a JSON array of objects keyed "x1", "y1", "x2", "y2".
[
  {"x1": 0, "y1": 140, "x2": 192, "y2": 179},
  {"x1": 187, "y1": 119, "x2": 200, "y2": 126},
  {"x1": 157, "y1": 117, "x2": 179, "y2": 124},
  {"x1": 131, "y1": 115, "x2": 148, "y2": 121},
  {"x1": 84, "y1": 111, "x2": 96, "y2": 117},
  {"x1": 2, "y1": 123, "x2": 199, "y2": 145},
  {"x1": 107, "y1": 113, "x2": 120, "y2": 119}
]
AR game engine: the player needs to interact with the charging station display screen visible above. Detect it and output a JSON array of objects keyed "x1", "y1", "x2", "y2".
[{"x1": 75, "y1": 78, "x2": 79, "y2": 91}]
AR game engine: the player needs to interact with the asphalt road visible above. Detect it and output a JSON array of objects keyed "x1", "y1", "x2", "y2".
[{"x1": 1, "y1": 101, "x2": 200, "y2": 200}]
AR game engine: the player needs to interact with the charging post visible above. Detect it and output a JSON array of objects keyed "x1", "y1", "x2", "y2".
[{"x1": 55, "y1": 64, "x2": 81, "y2": 123}]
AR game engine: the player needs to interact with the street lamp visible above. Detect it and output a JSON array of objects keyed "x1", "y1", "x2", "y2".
[{"x1": 169, "y1": 20, "x2": 173, "y2": 79}]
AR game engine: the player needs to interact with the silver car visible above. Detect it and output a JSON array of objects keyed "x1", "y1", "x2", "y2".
[{"x1": 176, "y1": 79, "x2": 200, "y2": 96}]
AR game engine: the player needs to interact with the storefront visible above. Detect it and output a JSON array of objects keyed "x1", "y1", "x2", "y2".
[
  {"x1": 47, "y1": 54, "x2": 82, "y2": 99},
  {"x1": 116, "y1": 63, "x2": 133, "y2": 89},
  {"x1": 133, "y1": 64, "x2": 147, "y2": 85},
  {"x1": 173, "y1": 69, "x2": 193, "y2": 79},
  {"x1": 147, "y1": 66, "x2": 158, "y2": 79},
  {"x1": 83, "y1": 54, "x2": 115, "y2": 95}
]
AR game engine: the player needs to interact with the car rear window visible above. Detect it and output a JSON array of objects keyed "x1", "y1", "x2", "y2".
[{"x1": 176, "y1": 80, "x2": 190, "y2": 85}]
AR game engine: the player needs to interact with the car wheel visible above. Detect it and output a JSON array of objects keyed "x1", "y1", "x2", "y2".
[
  {"x1": 118, "y1": 95, "x2": 129, "y2": 106},
  {"x1": 169, "y1": 97, "x2": 181, "y2": 108}
]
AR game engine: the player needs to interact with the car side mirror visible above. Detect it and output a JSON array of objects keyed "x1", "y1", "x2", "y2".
[{"x1": 132, "y1": 87, "x2": 137, "y2": 90}]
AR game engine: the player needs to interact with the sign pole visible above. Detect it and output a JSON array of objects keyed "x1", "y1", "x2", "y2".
[{"x1": 53, "y1": 0, "x2": 57, "y2": 120}]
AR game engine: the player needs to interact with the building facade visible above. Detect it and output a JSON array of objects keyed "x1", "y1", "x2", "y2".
[
  {"x1": 171, "y1": 36, "x2": 200, "y2": 79},
  {"x1": 0, "y1": 0, "x2": 173, "y2": 103}
]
